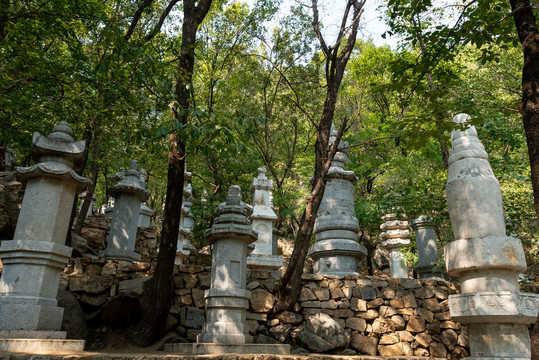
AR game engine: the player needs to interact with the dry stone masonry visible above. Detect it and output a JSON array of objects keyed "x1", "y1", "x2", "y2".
[
  {"x1": 444, "y1": 113, "x2": 539, "y2": 359},
  {"x1": 380, "y1": 212, "x2": 411, "y2": 278},
  {"x1": 247, "y1": 167, "x2": 282, "y2": 272},
  {"x1": 308, "y1": 125, "x2": 367, "y2": 276},
  {"x1": 411, "y1": 216, "x2": 441, "y2": 280},
  {"x1": 0, "y1": 122, "x2": 87, "y2": 351},
  {"x1": 100, "y1": 160, "x2": 149, "y2": 263}
]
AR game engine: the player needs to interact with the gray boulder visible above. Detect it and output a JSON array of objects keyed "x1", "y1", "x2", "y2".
[
  {"x1": 290, "y1": 313, "x2": 350, "y2": 352},
  {"x1": 57, "y1": 289, "x2": 87, "y2": 340}
]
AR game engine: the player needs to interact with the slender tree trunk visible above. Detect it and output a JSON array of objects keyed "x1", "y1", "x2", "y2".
[
  {"x1": 66, "y1": 123, "x2": 94, "y2": 246},
  {"x1": 275, "y1": 0, "x2": 364, "y2": 313},
  {"x1": 74, "y1": 134, "x2": 100, "y2": 235},
  {"x1": 0, "y1": 141, "x2": 6, "y2": 171},
  {"x1": 510, "y1": 1, "x2": 539, "y2": 356},
  {"x1": 510, "y1": 0, "x2": 539, "y2": 225},
  {"x1": 128, "y1": 0, "x2": 212, "y2": 346}
]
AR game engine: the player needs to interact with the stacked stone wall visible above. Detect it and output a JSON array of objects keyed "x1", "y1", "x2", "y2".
[{"x1": 62, "y1": 251, "x2": 469, "y2": 359}]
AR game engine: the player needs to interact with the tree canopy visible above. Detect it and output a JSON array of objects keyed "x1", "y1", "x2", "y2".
[{"x1": 1, "y1": 0, "x2": 538, "y2": 331}]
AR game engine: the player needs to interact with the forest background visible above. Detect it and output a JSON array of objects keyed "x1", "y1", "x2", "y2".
[{"x1": 0, "y1": 0, "x2": 538, "y2": 342}]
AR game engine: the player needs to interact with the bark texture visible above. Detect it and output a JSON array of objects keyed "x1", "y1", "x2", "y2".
[
  {"x1": 275, "y1": 0, "x2": 365, "y2": 313},
  {"x1": 128, "y1": 0, "x2": 212, "y2": 346},
  {"x1": 510, "y1": 0, "x2": 539, "y2": 224},
  {"x1": 510, "y1": 1, "x2": 539, "y2": 356}
]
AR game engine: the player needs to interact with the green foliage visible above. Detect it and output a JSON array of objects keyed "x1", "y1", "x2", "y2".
[{"x1": 2, "y1": 0, "x2": 537, "y2": 277}]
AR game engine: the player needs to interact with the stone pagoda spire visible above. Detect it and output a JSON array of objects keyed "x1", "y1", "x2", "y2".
[
  {"x1": 308, "y1": 124, "x2": 366, "y2": 276},
  {"x1": 100, "y1": 159, "x2": 149, "y2": 262},
  {"x1": 175, "y1": 169, "x2": 197, "y2": 265},
  {"x1": 380, "y1": 211, "x2": 411, "y2": 278},
  {"x1": 247, "y1": 167, "x2": 282, "y2": 272},
  {"x1": 0, "y1": 121, "x2": 87, "y2": 351},
  {"x1": 445, "y1": 113, "x2": 539, "y2": 359}
]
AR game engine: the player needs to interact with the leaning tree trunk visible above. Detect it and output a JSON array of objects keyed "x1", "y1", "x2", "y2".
[
  {"x1": 510, "y1": 0, "x2": 539, "y2": 225},
  {"x1": 275, "y1": 0, "x2": 365, "y2": 312},
  {"x1": 510, "y1": 1, "x2": 539, "y2": 357},
  {"x1": 128, "y1": 0, "x2": 213, "y2": 346},
  {"x1": 74, "y1": 134, "x2": 100, "y2": 235}
]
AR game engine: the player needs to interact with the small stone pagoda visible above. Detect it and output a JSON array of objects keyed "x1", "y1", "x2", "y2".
[
  {"x1": 175, "y1": 169, "x2": 197, "y2": 265},
  {"x1": 79, "y1": 191, "x2": 97, "y2": 216},
  {"x1": 165, "y1": 186, "x2": 289, "y2": 355},
  {"x1": 411, "y1": 216, "x2": 442, "y2": 279},
  {"x1": 100, "y1": 160, "x2": 149, "y2": 262},
  {"x1": 445, "y1": 113, "x2": 539, "y2": 359},
  {"x1": 247, "y1": 167, "x2": 282, "y2": 271},
  {"x1": 380, "y1": 212, "x2": 411, "y2": 278},
  {"x1": 0, "y1": 122, "x2": 87, "y2": 352},
  {"x1": 308, "y1": 125, "x2": 367, "y2": 276}
]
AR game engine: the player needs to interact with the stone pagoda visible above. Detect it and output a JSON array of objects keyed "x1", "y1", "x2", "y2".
[
  {"x1": 100, "y1": 160, "x2": 149, "y2": 262},
  {"x1": 137, "y1": 169, "x2": 153, "y2": 228},
  {"x1": 165, "y1": 186, "x2": 289, "y2": 355},
  {"x1": 247, "y1": 167, "x2": 282, "y2": 271},
  {"x1": 411, "y1": 216, "x2": 442, "y2": 279},
  {"x1": 78, "y1": 191, "x2": 97, "y2": 216},
  {"x1": 175, "y1": 169, "x2": 197, "y2": 265},
  {"x1": 445, "y1": 113, "x2": 539, "y2": 359},
  {"x1": 380, "y1": 212, "x2": 411, "y2": 278},
  {"x1": 0, "y1": 121, "x2": 87, "y2": 352},
  {"x1": 308, "y1": 125, "x2": 366, "y2": 276}
]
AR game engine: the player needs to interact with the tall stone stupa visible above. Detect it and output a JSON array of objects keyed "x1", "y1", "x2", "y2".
[{"x1": 308, "y1": 125, "x2": 367, "y2": 275}]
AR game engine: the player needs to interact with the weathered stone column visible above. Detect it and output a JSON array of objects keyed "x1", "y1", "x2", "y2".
[
  {"x1": 411, "y1": 216, "x2": 442, "y2": 279},
  {"x1": 0, "y1": 121, "x2": 87, "y2": 351},
  {"x1": 380, "y1": 212, "x2": 410, "y2": 278},
  {"x1": 175, "y1": 170, "x2": 197, "y2": 265},
  {"x1": 247, "y1": 167, "x2": 282, "y2": 271},
  {"x1": 165, "y1": 186, "x2": 290, "y2": 355},
  {"x1": 137, "y1": 169, "x2": 153, "y2": 228},
  {"x1": 308, "y1": 125, "x2": 367, "y2": 276},
  {"x1": 198, "y1": 185, "x2": 255, "y2": 344},
  {"x1": 100, "y1": 160, "x2": 149, "y2": 262},
  {"x1": 445, "y1": 113, "x2": 539, "y2": 359}
]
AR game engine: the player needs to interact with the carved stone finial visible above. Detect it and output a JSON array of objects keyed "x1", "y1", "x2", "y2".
[
  {"x1": 257, "y1": 167, "x2": 267, "y2": 179},
  {"x1": 48, "y1": 121, "x2": 75, "y2": 142},
  {"x1": 226, "y1": 185, "x2": 242, "y2": 205}
]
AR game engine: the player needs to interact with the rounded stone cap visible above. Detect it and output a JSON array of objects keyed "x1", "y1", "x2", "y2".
[
  {"x1": 108, "y1": 160, "x2": 150, "y2": 201},
  {"x1": 205, "y1": 185, "x2": 257, "y2": 244},
  {"x1": 31, "y1": 121, "x2": 86, "y2": 169}
]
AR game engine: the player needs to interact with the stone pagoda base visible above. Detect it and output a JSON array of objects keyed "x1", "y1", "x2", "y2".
[
  {"x1": 100, "y1": 248, "x2": 141, "y2": 263},
  {"x1": 413, "y1": 263, "x2": 443, "y2": 280},
  {"x1": 308, "y1": 239, "x2": 365, "y2": 276},
  {"x1": 163, "y1": 343, "x2": 290, "y2": 355},
  {"x1": 247, "y1": 254, "x2": 283, "y2": 271},
  {"x1": 0, "y1": 338, "x2": 85, "y2": 353}
]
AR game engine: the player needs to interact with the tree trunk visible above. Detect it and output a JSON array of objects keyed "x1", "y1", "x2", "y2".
[
  {"x1": 275, "y1": 0, "x2": 364, "y2": 313},
  {"x1": 66, "y1": 123, "x2": 94, "y2": 247},
  {"x1": 128, "y1": 0, "x2": 212, "y2": 346},
  {"x1": 510, "y1": 0, "x2": 539, "y2": 225},
  {"x1": 510, "y1": 1, "x2": 539, "y2": 355},
  {"x1": 0, "y1": 141, "x2": 5, "y2": 171},
  {"x1": 74, "y1": 134, "x2": 100, "y2": 235}
]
